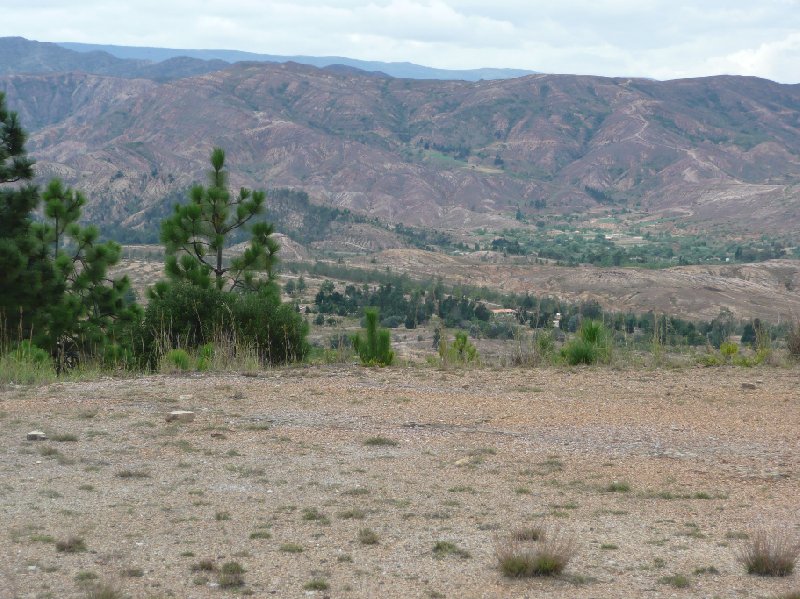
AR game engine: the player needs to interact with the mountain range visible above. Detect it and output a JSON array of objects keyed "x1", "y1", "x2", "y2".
[{"x1": 1, "y1": 36, "x2": 799, "y2": 240}]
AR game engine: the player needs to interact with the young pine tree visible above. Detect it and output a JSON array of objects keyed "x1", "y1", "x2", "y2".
[
  {"x1": 159, "y1": 147, "x2": 279, "y2": 293},
  {"x1": 36, "y1": 179, "x2": 140, "y2": 362}
]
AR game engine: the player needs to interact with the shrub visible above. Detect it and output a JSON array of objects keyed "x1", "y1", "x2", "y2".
[
  {"x1": 352, "y1": 308, "x2": 394, "y2": 366},
  {"x1": 737, "y1": 529, "x2": 800, "y2": 576},
  {"x1": 496, "y1": 527, "x2": 576, "y2": 577},
  {"x1": 139, "y1": 282, "x2": 308, "y2": 368}
]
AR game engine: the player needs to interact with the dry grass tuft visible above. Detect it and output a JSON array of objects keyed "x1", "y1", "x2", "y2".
[
  {"x1": 496, "y1": 526, "x2": 576, "y2": 578},
  {"x1": 737, "y1": 529, "x2": 800, "y2": 577}
]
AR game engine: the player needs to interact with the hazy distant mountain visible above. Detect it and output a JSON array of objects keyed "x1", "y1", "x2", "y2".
[
  {"x1": 0, "y1": 36, "x2": 238, "y2": 81},
  {"x1": 57, "y1": 41, "x2": 537, "y2": 81},
  {"x1": 2, "y1": 57, "x2": 798, "y2": 237}
]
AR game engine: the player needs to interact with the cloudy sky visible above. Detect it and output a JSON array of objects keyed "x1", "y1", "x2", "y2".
[{"x1": 3, "y1": 0, "x2": 800, "y2": 82}]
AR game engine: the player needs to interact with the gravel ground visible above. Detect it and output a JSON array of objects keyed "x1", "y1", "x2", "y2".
[{"x1": 0, "y1": 365, "x2": 798, "y2": 598}]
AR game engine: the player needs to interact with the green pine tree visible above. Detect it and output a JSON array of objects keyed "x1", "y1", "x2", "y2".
[
  {"x1": 0, "y1": 93, "x2": 140, "y2": 366},
  {"x1": 159, "y1": 147, "x2": 279, "y2": 292},
  {"x1": 0, "y1": 92, "x2": 61, "y2": 342}
]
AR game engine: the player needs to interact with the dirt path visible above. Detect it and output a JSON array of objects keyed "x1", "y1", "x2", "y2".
[{"x1": 1, "y1": 365, "x2": 798, "y2": 598}]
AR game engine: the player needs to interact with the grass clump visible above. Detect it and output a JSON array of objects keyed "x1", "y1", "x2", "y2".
[
  {"x1": 433, "y1": 541, "x2": 471, "y2": 559},
  {"x1": 659, "y1": 574, "x2": 691, "y2": 588},
  {"x1": 358, "y1": 528, "x2": 379, "y2": 545},
  {"x1": 164, "y1": 348, "x2": 191, "y2": 372},
  {"x1": 496, "y1": 527, "x2": 576, "y2": 577},
  {"x1": 279, "y1": 543, "x2": 303, "y2": 553},
  {"x1": 605, "y1": 480, "x2": 630, "y2": 493},
  {"x1": 217, "y1": 561, "x2": 245, "y2": 588},
  {"x1": 55, "y1": 536, "x2": 86, "y2": 553},
  {"x1": 82, "y1": 583, "x2": 127, "y2": 599},
  {"x1": 304, "y1": 578, "x2": 329, "y2": 591},
  {"x1": 738, "y1": 530, "x2": 800, "y2": 576},
  {"x1": 116, "y1": 469, "x2": 150, "y2": 479},
  {"x1": 364, "y1": 436, "x2": 398, "y2": 447}
]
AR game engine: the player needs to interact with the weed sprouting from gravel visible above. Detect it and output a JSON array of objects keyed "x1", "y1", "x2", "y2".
[
  {"x1": 433, "y1": 541, "x2": 471, "y2": 559},
  {"x1": 116, "y1": 469, "x2": 150, "y2": 479},
  {"x1": 280, "y1": 543, "x2": 303, "y2": 553},
  {"x1": 55, "y1": 536, "x2": 86, "y2": 553},
  {"x1": 304, "y1": 578, "x2": 329, "y2": 591},
  {"x1": 605, "y1": 481, "x2": 631, "y2": 493},
  {"x1": 302, "y1": 507, "x2": 330, "y2": 524},
  {"x1": 738, "y1": 529, "x2": 800, "y2": 576},
  {"x1": 83, "y1": 582, "x2": 128, "y2": 599},
  {"x1": 338, "y1": 508, "x2": 367, "y2": 520},
  {"x1": 659, "y1": 574, "x2": 691, "y2": 588},
  {"x1": 364, "y1": 436, "x2": 399, "y2": 447},
  {"x1": 191, "y1": 559, "x2": 216, "y2": 572}
]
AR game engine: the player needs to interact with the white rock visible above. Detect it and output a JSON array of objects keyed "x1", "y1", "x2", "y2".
[
  {"x1": 165, "y1": 410, "x2": 195, "y2": 423},
  {"x1": 27, "y1": 431, "x2": 47, "y2": 441}
]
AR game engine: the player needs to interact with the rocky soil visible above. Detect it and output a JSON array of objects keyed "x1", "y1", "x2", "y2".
[{"x1": 0, "y1": 365, "x2": 798, "y2": 598}]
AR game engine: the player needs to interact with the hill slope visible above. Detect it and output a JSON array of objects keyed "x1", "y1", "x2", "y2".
[{"x1": 2, "y1": 60, "x2": 798, "y2": 235}]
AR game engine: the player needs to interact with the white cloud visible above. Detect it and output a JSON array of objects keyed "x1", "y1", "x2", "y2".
[{"x1": 1, "y1": 0, "x2": 799, "y2": 81}]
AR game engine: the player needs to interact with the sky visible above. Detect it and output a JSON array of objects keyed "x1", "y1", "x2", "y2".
[{"x1": 3, "y1": 0, "x2": 800, "y2": 83}]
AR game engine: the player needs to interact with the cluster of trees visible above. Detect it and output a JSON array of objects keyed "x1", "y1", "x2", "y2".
[
  {"x1": 0, "y1": 93, "x2": 307, "y2": 371},
  {"x1": 488, "y1": 228, "x2": 795, "y2": 267},
  {"x1": 314, "y1": 279, "x2": 492, "y2": 330}
]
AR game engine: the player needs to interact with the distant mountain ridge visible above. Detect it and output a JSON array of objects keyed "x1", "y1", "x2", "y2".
[{"x1": 56, "y1": 40, "x2": 538, "y2": 81}]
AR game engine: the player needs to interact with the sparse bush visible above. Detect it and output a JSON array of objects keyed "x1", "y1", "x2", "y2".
[
  {"x1": 496, "y1": 527, "x2": 576, "y2": 577},
  {"x1": 352, "y1": 308, "x2": 394, "y2": 366},
  {"x1": 737, "y1": 529, "x2": 799, "y2": 576}
]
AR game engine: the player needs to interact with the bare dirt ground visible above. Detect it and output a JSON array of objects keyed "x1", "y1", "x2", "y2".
[{"x1": 1, "y1": 365, "x2": 798, "y2": 599}]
